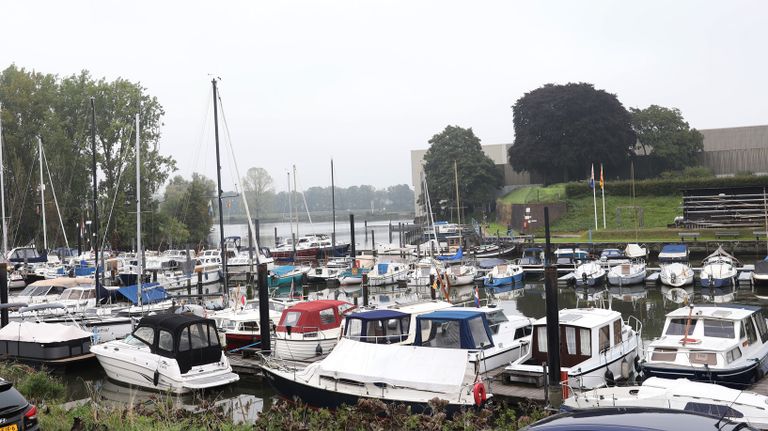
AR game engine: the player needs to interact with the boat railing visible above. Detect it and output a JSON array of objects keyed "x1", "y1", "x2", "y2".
[
  {"x1": 343, "y1": 333, "x2": 409, "y2": 344},
  {"x1": 625, "y1": 315, "x2": 643, "y2": 337}
]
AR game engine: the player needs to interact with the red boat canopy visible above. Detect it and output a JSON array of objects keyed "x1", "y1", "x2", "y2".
[{"x1": 276, "y1": 300, "x2": 355, "y2": 333}]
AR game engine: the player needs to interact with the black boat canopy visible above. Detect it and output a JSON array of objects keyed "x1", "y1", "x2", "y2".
[{"x1": 132, "y1": 314, "x2": 222, "y2": 374}]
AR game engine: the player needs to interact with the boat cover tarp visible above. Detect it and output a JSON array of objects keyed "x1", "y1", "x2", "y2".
[
  {"x1": 116, "y1": 283, "x2": 168, "y2": 305},
  {"x1": 477, "y1": 258, "x2": 505, "y2": 269},
  {"x1": 316, "y1": 338, "x2": 469, "y2": 394},
  {"x1": 660, "y1": 244, "x2": 688, "y2": 254},
  {"x1": 436, "y1": 247, "x2": 463, "y2": 262},
  {"x1": 414, "y1": 310, "x2": 494, "y2": 349},
  {"x1": 346, "y1": 309, "x2": 408, "y2": 321},
  {"x1": 271, "y1": 266, "x2": 297, "y2": 276},
  {"x1": 0, "y1": 321, "x2": 92, "y2": 343}
]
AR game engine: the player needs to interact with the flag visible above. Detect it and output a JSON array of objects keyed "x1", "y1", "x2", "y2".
[
  {"x1": 474, "y1": 285, "x2": 480, "y2": 308},
  {"x1": 588, "y1": 164, "x2": 595, "y2": 189},
  {"x1": 240, "y1": 294, "x2": 246, "y2": 306},
  {"x1": 599, "y1": 164, "x2": 604, "y2": 190}
]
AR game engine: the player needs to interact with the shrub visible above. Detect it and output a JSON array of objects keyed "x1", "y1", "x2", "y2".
[{"x1": 565, "y1": 175, "x2": 768, "y2": 198}]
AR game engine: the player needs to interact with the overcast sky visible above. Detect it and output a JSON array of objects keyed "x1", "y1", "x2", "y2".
[{"x1": 2, "y1": 1, "x2": 766, "y2": 192}]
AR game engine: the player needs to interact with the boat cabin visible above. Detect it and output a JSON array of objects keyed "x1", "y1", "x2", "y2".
[
  {"x1": 276, "y1": 300, "x2": 355, "y2": 334},
  {"x1": 343, "y1": 309, "x2": 410, "y2": 344},
  {"x1": 7, "y1": 247, "x2": 47, "y2": 264},
  {"x1": 414, "y1": 310, "x2": 494, "y2": 350},
  {"x1": 520, "y1": 247, "x2": 544, "y2": 265},
  {"x1": 600, "y1": 249, "x2": 625, "y2": 260},
  {"x1": 658, "y1": 244, "x2": 689, "y2": 263},
  {"x1": 128, "y1": 314, "x2": 222, "y2": 374}
]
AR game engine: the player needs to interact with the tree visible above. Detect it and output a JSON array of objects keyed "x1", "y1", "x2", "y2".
[
  {"x1": 422, "y1": 126, "x2": 502, "y2": 219},
  {"x1": 159, "y1": 173, "x2": 215, "y2": 248},
  {"x1": 242, "y1": 167, "x2": 274, "y2": 218},
  {"x1": 630, "y1": 105, "x2": 704, "y2": 170},
  {"x1": 508, "y1": 83, "x2": 636, "y2": 183}
]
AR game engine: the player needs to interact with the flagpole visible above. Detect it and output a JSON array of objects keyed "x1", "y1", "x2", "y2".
[
  {"x1": 592, "y1": 164, "x2": 598, "y2": 230},
  {"x1": 601, "y1": 164, "x2": 607, "y2": 229}
]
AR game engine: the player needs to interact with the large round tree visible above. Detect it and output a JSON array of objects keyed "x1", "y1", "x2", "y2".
[
  {"x1": 508, "y1": 83, "x2": 636, "y2": 183},
  {"x1": 422, "y1": 126, "x2": 502, "y2": 219}
]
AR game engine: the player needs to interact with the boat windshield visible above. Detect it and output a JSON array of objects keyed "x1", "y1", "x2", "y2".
[
  {"x1": 703, "y1": 319, "x2": 735, "y2": 338},
  {"x1": 486, "y1": 310, "x2": 509, "y2": 334},
  {"x1": 60, "y1": 289, "x2": 84, "y2": 300},
  {"x1": 666, "y1": 318, "x2": 697, "y2": 335}
]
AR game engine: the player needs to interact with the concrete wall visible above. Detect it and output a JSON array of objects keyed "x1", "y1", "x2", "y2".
[{"x1": 496, "y1": 201, "x2": 568, "y2": 231}]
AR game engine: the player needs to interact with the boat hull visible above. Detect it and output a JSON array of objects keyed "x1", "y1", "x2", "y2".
[
  {"x1": 483, "y1": 272, "x2": 523, "y2": 287},
  {"x1": 699, "y1": 275, "x2": 734, "y2": 288},
  {"x1": 641, "y1": 362, "x2": 759, "y2": 388},
  {"x1": 607, "y1": 271, "x2": 647, "y2": 286},
  {"x1": 574, "y1": 273, "x2": 606, "y2": 287},
  {"x1": 274, "y1": 337, "x2": 339, "y2": 361}
]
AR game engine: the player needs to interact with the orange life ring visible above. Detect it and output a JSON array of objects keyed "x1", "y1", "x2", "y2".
[
  {"x1": 679, "y1": 337, "x2": 700, "y2": 344},
  {"x1": 472, "y1": 382, "x2": 487, "y2": 406}
]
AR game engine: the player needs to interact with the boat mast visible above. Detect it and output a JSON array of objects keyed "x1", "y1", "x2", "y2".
[
  {"x1": 90, "y1": 97, "x2": 101, "y2": 303},
  {"x1": 38, "y1": 137, "x2": 47, "y2": 251},
  {"x1": 287, "y1": 171, "x2": 294, "y2": 251},
  {"x1": 422, "y1": 170, "x2": 439, "y2": 255},
  {"x1": 331, "y1": 158, "x2": 336, "y2": 251},
  {"x1": 135, "y1": 112, "x2": 142, "y2": 307},
  {"x1": 0, "y1": 104, "x2": 7, "y2": 256},
  {"x1": 454, "y1": 160, "x2": 461, "y2": 247},
  {"x1": 293, "y1": 164, "x2": 298, "y2": 238},
  {"x1": 764, "y1": 187, "x2": 767, "y2": 256},
  {"x1": 212, "y1": 79, "x2": 227, "y2": 289}
]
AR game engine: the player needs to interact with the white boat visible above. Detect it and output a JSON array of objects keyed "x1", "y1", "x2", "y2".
[
  {"x1": 658, "y1": 244, "x2": 689, "y2": 263},
  {"x1": 563, "y1": 377, "x2": 768, "y2": 429},
  {"x1": 342, "y1": 300, "x2": 453, "y2": 345},
  {"x1": 11, "y1": 277, "x2": 78, "y2": 305},
  {"x1": 366, "y1": 261, "x2": 409, "y2": 286},
  {"x1": 700, "y1": 246, "x2": 739, "y2": 288},
  {"x1": 273, "y1": 300, "x2": 356, "y2": 360},
  {"x1": 573, "y1": 261, "x2": 606, "y2": 287},
  {"x1": 415, "y1": 307, "x2": 533, "y2": 372},
  {"x1": 659, "y1": 262, "x2": 694, "y2": 287},
  {"x1": 445, "y1": 264, "x2": 477, "y2": 286},
  {"x1": 212, "y1": 297, "x2": 301, "y2": 350},
  {"x1": 262, "y1": 337, "x2": 487, "y2": 413},
  {"x1": 624, "y1": 243, "x2": 647, "y2": 259},
  {"x1": 607, "y1": 260, "x2": 647, "y2": 285},
  {"x1": 0, "y1": 310, "x2": 94, "y2": 364},
  {"x1": 505, "y1": 307, "x2": 642, "y2": 389},
  {"x1": 483, "y1": 263, "x2": 524, "y2": 287},
  {"x1": 92, "y1": 314, "x2": 239, "y2": 393},
  {"x1": 641, "y1": 304, "x2": 768, "y2": 387},
  {"x1": 405, "y1": 259, "x2": 439, "y2": 287}
]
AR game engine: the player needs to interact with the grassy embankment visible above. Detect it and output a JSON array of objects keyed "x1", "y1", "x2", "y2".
[{"x1": 2, "y1": 362, "x2": 547, "y2": 431}]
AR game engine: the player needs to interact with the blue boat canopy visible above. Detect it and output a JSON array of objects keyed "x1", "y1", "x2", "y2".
[
  {"x1": 116, "y1": 283, "x2": 168, "y2": 305},
  {"x1": 661, "y1": 244, "x2": 688, "y2": 253},
  {"x1": 346, "y1": 309, "x2": 408, "y2": 321},
  {"x1": 377, "y1": 263, "x2": 389, "y2": 274},
  {"x1": 414, "y1": 310, "x2": 494, "y2": 349},
  {"x1": 436, "y1": 247, "x2": 463, "y2": 261},
  {"x1": 344, "y1": 309, "x2": 410, "y2": 344}
]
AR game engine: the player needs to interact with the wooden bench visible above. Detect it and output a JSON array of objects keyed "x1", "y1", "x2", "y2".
[
  {"x1": 715, "y1": 230, "x2": 739, "y2": 239},
  {"x1": 754, "y1": 231, "x2": 767, "y2": 241},
  {"x1": 678, "y1": 232, "x2": 700, "y2": 242}
]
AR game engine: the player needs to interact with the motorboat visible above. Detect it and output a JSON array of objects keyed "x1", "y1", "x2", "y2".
[
  {"x1": 0, "y1": 306, "x2": 93, "y2": 364},
  {"x1": 573, "y1": 261, "x2": 606, "y2": 287},
  {"x1": 554, "y1": 248, "x2": 589, "y2": 262},
  {"x1": 641, "y1": 304, "x2": 768, "y2": 387},
  {"x1": 624, "y1": 243, "x2": 647, "y2": 259},
  {"x1": 563, "y1": 377, "x2": 768, "y2": 429},
  {"x1": 366, "y1": 262, "x2": 409, "y2": 287},
  {"x1": 517, "y1": 247, "x2": 545, "y2": 270},
  {"x1": 505, "y1": 307, "x2": 642, "y2": 389},
  {"x1": 342, "y1": 300, "x2": 453, "y2": 345},
  {"x1": 306, "y1": 258, "x2": 351, "y2": 283},
  {"x1": 659, "y1": 262, "x2": 694, "y2": 287},
  {"x1": 227, "y1": 247, "x2": 275, "y2": 281},
  {"x1": 700, "y1": 246, "x2": 740, "y2": 288},
  {"x1": 526, "y1": 407, "x2": 751, "y2": 431},
  {"x1": 599, "y1": 248, "x2": 625, "y2": 262},
  {"x1": 337, "y1": 258, "x2": 373, "y2": 285},
  {"x1": 483, "y1": 263, "x2": 524, "y2": 288},
  {"x1": 405, "y1": 259, "x2": 439, "y2": 287},
  {"x1": 414, "y1": 307, "x2": 532, "y2": 372},
  {"x1": 268, "y1": 265, "x2": 308, "y2": 288},
  {"x1": 607, "y1": 260, "x2": 647, "y2": 285},
  {"x1": 273, "y1": 300, "x2": 356, "y2": 360},
  {"x1": 658, "y1": 244, "x2": 689, "y2": 263},
  {"x1": 92, "y1": 314, "x2": 239, "y2": 393},
  {"x1": 212, "y1": 298, "x2": 301, "y2": 350},
  {"x1": 445, "y1": 264, "x2": 477, "y2": 286},
  {"x1": 10, "y1": 277, "x2": 77, "y2": 305},
  {"x1": 262, "y1": 337, "x2": 487, "y2": 414}
]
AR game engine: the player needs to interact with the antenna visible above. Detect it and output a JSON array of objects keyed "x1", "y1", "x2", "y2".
[{"x1": 715, "y1": 388, "x2": 744, "y2": 430}]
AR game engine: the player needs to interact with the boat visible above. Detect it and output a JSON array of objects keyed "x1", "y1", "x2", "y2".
[
  {"x1": 268, "y1": 265, "x2": 308, "y2": 288},
  {"x1": 658, "y1": 244, "x2": 689, "y2": 263},
  {"x1": 641, "y1": 304, "x2": 768, "y2": 388},
  {"x1": 624, "y1": 243, "x2": 647, "y2": 259},
  {"x1": 445, "y1": 264, "x2": 477, "y2": 286},
  {"x1": 273, "y1": 300, "x2": 356, "y2": 360},
  {"x1": 262, "y1": 337, "x2": 487, "y2": 414},
  {"x1": 366, "y1": 262, "x2": 409, "y2": 287},
  {"x1": 306, "y1": 257, "x2": 351, "y2": 283},
  {"x1": 517, "y1": 247, "x2": 545, "y2": 270},
  {"x1": 573, "y1": 261, "x2": 606, "y2": 287},
  {"x1": 562, "y1": 377, "x2": 768, "y2": 429},
  {"x1": 659, "y1": 262, "x2": 694, "y2": 287},
  {"x1": 405, "y1": 258, "x2": 439, "y2": 287},
  {"x1": 92, "y1": 313, "x2": 239, "y2": 393},
  {"x1": 342, "y1": 300, "x2": 453, "y2": 345},
  {"x1": 700, "y1": 246, "x2": 740, "y2": 288},
  {"x1": 554, "y1": 247, "x2": 589, "y2": 262},
  {"x1": 483, "y1": 263, "x2": 524, "y2": 288},
  {"x1": 414, "y1": 307, "x2": 532, "y2": 372},
  {"x1": 753, "y1": 257, "x2": 768, "y2": 286},
  {"x1": 504, "y1": 307, "x2": 642, "y2": 389},
  {"x1": 599, "y1": 248, "x2": 625, "y2": 261},
  {"x1": 213, "y1": 298, "x2": 301, "y2": 350},
  {"x1": 607, "y1": 260, "x2": 647, "y2": 285},
  {"x1": 10, "y1": 277, "x2": 75, "y2": 305},
  {"x1": 0, "y1": 306, "x2": 93, "y2": 364}
]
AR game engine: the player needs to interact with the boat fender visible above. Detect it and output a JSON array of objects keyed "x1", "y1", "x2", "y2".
[
  {"x1": 472, "y1": 382, "x2": 487, "y2": 406},
  {"x1": 633, "y1": 356, "x2": 641, "y2": 373},
  {"x1": 153, "y1": 369, "x2": 160, "y2": 387},
  {"x1": 315, "y1": 343, "x2": 323, "y2": 356},
  {"x1": 582, "y1": 273, "x2": 588, "y2": 283},
  {"x1": 621, "y1": 359, "x2": 631, "y2": 380},
  {"x1": 604, "y1": 368, "x2": 615, "y2": 387}
]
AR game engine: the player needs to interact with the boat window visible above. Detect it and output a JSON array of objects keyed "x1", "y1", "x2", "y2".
[
  {"x1": 207, "y1": 325, "x2": 220, "y2": 347},
  {"x1": 613, "y1": 319, "x2": 622, "y2": 345},
  {"x1": 241, "y1": 322, "x2": 258, "y2": 331},
  {"x1": 190, "y1": 323, "x2": 208, "y2": 349},
  {"x1": 514, "y1": 325, "x2": 532, "y2": 340},
  {"x1": 419, "y1": 320, "x2": 432, "y2": 342},
  {"x1": 689, "y1": 352, "x2": 717, "y2": 365},
  {"x1": 50, "y1": 287, "x2": 66, "y2": 295},
  {"x1": 468, "y1": 316, "x2": 492, "y2": 349},
  {"x1": 753, "y1": 312, "x2": 768, "y2": 343},
  {"x1": 565, "y1": 326, "x2": 577, "y2": 355},
  {"x1": 652, "y1": 348, "x2": 677, "y2": 361},
  {"x1": 346, "y1": 319, "x2": 362, "y2": 338},
  {"x1": 599, "y1": 325, "x2": 610, "y2": 352},
  {"x1": 158, "y1": 330, "x2": 174, "y2": 352},
  {"x1": 726, "y1": 347, "x2": 742, "y2": 363},
  {"x1": 536, "y1": 326, "x2": 547, "y2": 353},
  {"x1": 684, "y1": 402, "x2": 743, "y2": 418},
  {"x1": 666, "y1": 318, "x2": 696, "y2": 336},
  {"x1": 283, "y1": 311, "x2": 301, "y2": 327},
  {"x1": 423, "y1": 320, "x2": 462, "y2": 348},
  {"x1": 85, "y1": 289, "x2": 96, "y2": 300},
  {"x1": 319, "y1": 308, "x2": 336, "y2": 325},
  {"x1": 338, "y1": 304, "x2": 354, "y2": 315},
  {"x1": 703, "y1": 320, "x2": 734, "y2": 338},
  {"x1": 271, "y1": 302, "x2": 285, "y2": 313},
  {"x1": 222, "y1": 320, "x2": 237, "y2": 331},
  {"x1": 743, "y1": 318, "x2": 758, "y2": 345},
  {"x1": 179, "y1": 328, "x2": 190, "y2": 351},
  {"x1": 133, "y1": 326, "x2": 155, "y2": 346},
  {"x1": 580, "y1": 328, "x2": 591, "y2": 355},
  {"x1": 486, "y1": 310, "x2": 509, "y2": 328}
]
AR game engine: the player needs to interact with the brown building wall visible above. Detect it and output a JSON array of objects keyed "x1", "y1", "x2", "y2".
[{"x1": 496, "y1": 202, "x2": 567, "y2": 231}]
